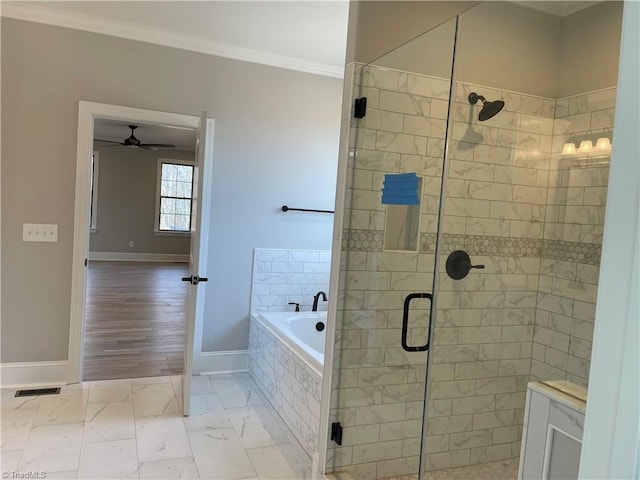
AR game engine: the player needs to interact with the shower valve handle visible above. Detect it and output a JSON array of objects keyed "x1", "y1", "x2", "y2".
[
  {"x1": 446, "y1": 250, "x2": 484, "y2": 280},
  {"x1": 463, "y1": 261, "x2": 485, "y2": 270}
]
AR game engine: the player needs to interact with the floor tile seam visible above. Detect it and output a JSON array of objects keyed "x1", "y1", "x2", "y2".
[
  {"x1": 170, "y1": 376, "x2": 183, "y2": 401},
  {"x1": 40, "y1": 389, "x2": 90, "y2": 424},
  {"x1": 82, "y1": 432, "x2": 137, "y2": 444},
  {"x1": 77, "y1": 437, "x2": 140, "y2": 479},
  {"x1": 131, "y1": 386, "x2": 180, "y2": 418},
  {"x1": 1, "y1": 405, "x2": 40, "y2": 453},
  {"x1": 134, "y1": 412, "x2": 195, "y2": 469},
  {"x1": 244, "y1": 377, "x2": 313, "y2": 466},
  {"x1": 244, "y1": 444, "x2": 269, "y2": 480},
  {"x1": 244, "y1": 442, "x2": 313, "y2": 472},
  {"x1": 186, "y1": 427, "x2": 257, "y2": 480},
  {"x1": 86, "y1": 395, "x2": 135, "y2": 405},
  {"x1": 132, "y1": 421, "x2": 142, "y2": 478},
  {"x1": 221, "y1": 397, "x2": 305, "y2": 460},
  {"x1": 1, "y1": 447, "x2": 26, "y2": 476},
  {"x1": 17, "y1": 422, "x2": 84, "y2": 475},
  {"x1": 78, "y1": 421, "x2": 104, "y2": 476}
]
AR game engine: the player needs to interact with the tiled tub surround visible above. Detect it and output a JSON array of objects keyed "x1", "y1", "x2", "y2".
[
  {"x1": 327, "y1": 63, "x2": 615, "y2": 479},
  {"x1": 248, "y1": 313, "x2": 323, "y2": 460},
  {"x1": 251, "y1": 248, "x2": 331, "y2": 313},
  {"x1": 249, "y1": 248, "x2": 329, "y2": 461},
  {"x1": 531, "y1": 87, "x2": 616, "y2": 387}
]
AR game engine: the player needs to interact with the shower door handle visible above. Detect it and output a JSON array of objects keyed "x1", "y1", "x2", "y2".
[{"x1": 401, "y1": 293, "x2": 433, "y2": 352}]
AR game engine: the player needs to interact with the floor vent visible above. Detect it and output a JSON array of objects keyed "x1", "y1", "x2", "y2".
[{"x1": 14, "y1": 387, "x2": 61, "y2": 397}]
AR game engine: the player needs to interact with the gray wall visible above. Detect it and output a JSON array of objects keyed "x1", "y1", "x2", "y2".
[
  {"x1": 346, "y1": 1, "x2": 477, "y2": 65},
  {"x1": 462, "y1": 1, "x2": 623, "y2": 99},
  {"x1": 1, "y1": 18, "x2": 342, "y2": 362},
  {"x1": 557, "y1": 1, "x2": 623, "y2": 97},
  {"x1": 353, "y1": 1, "x2": 622, "y2": 99},
  {"x1": 457, "y1": 1, "x2": 562, "y2": 98},
  {"x1": 373, "y1": 2, "x2": 562, "y2": 97},
  {"x1": 89, "y1": 146, "x2": 194, "y2": 255},
  {"x1": 372, "y1": 18, "x2": 457, "y2": 80}
]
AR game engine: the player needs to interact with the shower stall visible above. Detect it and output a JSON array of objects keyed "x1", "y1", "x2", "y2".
[{"x1": 322, "y1": 2, "x2": 621, "y2": 479}]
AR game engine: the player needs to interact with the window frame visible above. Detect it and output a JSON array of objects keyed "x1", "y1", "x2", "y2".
[{"x1": 154, "y1": 157, "x2": 195, "y2": 235}]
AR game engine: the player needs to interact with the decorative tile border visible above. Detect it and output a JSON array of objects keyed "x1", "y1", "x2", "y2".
[
  {"x1": 420, "y1": 233, "x2": 439, "y2": 254},
  {"x1": 342, "y1": 228, "x2": 384, "y2": 252},
  {"x1": 542, "y1": 239, "x2": 602, "y2": 265},
  {"x1": 439, "y1": 234, "x2": 544, "y2": 258},
  {"x1": 421, "y1": 234, "x2": 541, "y2": 257},
  {"x1": 343, "y1": 229, "x2": 601, "y2": 265}
]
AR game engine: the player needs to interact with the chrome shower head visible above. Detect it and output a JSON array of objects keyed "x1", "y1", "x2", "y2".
[{"x1": 468, "y1": 92, "x2": 505, "y2": 121}]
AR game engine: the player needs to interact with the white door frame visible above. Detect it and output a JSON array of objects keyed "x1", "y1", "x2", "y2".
[
  {"x1": 68, "y1": 101, "x2": 213, "y2": 384},
  {"x1": 579, "y1": 1, "x2": 640, "y2": 477}
]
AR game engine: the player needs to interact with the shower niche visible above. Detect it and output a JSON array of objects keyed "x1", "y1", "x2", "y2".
[{"x1": 383, "y1": 175, "x2": 423, "y2": 252}]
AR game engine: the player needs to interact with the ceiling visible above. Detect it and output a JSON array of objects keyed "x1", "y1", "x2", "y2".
[
  {"x1": 1, "y1": 1, "x2": 601, "y2": 78},
  {"x1": 94, "y1": 119, "x2": 197, "y2": 152}
]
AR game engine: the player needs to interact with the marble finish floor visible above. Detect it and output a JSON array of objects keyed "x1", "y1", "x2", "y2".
[
  {"x1": 422, "y1": 458, "x2": 519, "y2": 479},
  {"x1": 1, "y1": 373, "x2": 312, "y2": 480},
  {"x1": 383, "y1": 458, "x2": 519, "y2": 479},
  {"x1": 325, "y1": 457, "x2": 519, "y2": 480}
]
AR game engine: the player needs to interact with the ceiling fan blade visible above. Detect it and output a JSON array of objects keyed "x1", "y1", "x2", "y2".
[
  {"x1": 94, "y1": 139, "x2": 124, "y2": 145},
  {"x1": 140, "y1": 143, "x2": 176, "y2": 149}
]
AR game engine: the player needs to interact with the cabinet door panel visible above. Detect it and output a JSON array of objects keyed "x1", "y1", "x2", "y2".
[
  {"x1": 547, "y1": 428, "x2": 581, "y2": 480},
  {"x1": 521, "y1": 390, "x2": 550, "y2": 479}
]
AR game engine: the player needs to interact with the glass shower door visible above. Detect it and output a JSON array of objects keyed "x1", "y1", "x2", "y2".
[
  {"x1": 420, "y1": 3, "x2": 558, "y2": 475},
  {"x1": 327, "y1": 18, "x2": 457, "y2": 479}
]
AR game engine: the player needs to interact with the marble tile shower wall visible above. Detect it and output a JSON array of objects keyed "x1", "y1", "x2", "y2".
[
  {"x1": 251, "y1": 248, "x2": 331, "y2": 313},
  {"x1": 531, "y1": 87, "x2": 616, "y2": 387},
  {"x1": 328, "y1": 67, "x2": 555, "y2": 478},
  {"x1": 330, "y1": 64, "x2": 614, "y2": 478},
  {"x1": 425, "y1": 82, "x2": 554, "y2": 472}
]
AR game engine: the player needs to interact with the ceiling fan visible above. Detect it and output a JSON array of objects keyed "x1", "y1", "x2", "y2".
[{"x1": 95, "y1": 125, "x2": 176, "y2": 150}]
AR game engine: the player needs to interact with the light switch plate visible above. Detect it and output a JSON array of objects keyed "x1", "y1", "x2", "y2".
[{"x1": 23, "y1": 224, "x2": 58, "y2": 242}]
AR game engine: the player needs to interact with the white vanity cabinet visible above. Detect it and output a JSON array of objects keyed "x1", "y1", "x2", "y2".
[{"x1": 519, "y1": 381, "x2": 587, "y2": 480}]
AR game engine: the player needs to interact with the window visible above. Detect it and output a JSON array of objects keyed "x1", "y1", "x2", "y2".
[
  {"x1": 90, "y1": 151, "x2": 99, "y2": 233},
  {"x1": 155, "y1": 159, "x2": 194, "y2": 233}
]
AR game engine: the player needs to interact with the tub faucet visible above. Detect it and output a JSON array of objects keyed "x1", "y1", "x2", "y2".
[
  {"x1": 288, "y1": 302, "x2": 300, "y2": 312},
  {"x1": 312, "y1": 291, "x2": 327, "y2": 312}
]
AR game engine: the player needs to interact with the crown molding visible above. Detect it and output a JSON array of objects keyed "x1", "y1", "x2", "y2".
[{"x1": 0, "y1": 2, "x2": 345, "y2": 79}]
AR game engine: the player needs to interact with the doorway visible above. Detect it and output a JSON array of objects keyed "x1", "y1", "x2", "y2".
[
  {"x1": 69, "y1": 102, "x2": 214, "y2": 416},
  {"x1": 82, "y1": 120, "x2": 196, "y2": 381},
  {"x1": 83, "y1": 261, "x2": 189, "y2": 381}
]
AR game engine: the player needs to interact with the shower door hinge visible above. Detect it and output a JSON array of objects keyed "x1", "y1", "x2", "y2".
[
  {"x1": 354, "y1": 97, "x2": 367, "y2": 119},
  {"x1": 331, "y1": 422, "x2": 343, "y2": 445}
]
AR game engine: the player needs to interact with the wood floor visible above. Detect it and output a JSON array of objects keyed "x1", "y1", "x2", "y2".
[{"x1": 83, "y1": 261, "x2": 189, "y2": 381}]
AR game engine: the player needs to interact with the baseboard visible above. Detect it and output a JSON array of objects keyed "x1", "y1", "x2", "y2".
[
  {"x1": 0, "y1": 361, "x2": 69, "y2": 388},
  {"x1": 89, "y1": 252, "x2": 189, "y2": 263},
  {"x1": 194, "y1": 350, "x2": 248, "y2": 375}
]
